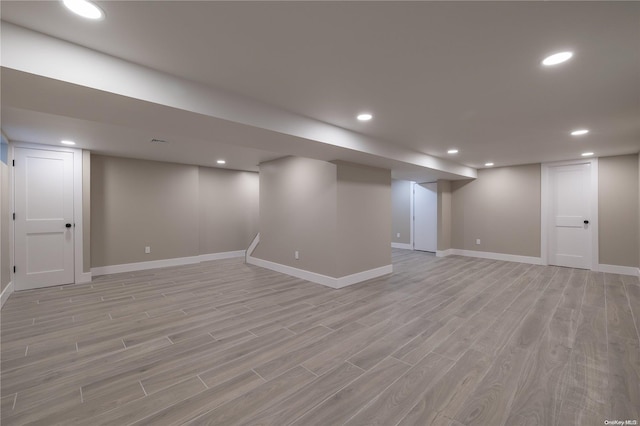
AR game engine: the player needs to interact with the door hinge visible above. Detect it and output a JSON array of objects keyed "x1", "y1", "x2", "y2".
[
  {"x1": 12, "y1": 160, "x2": 15, "y2": 167},
  {"x1": 12, "y1": 212, "x2": 15, "y2": 220},
  {"x1": 13, "y1": 266, "x2": 16, "y2": 273}
]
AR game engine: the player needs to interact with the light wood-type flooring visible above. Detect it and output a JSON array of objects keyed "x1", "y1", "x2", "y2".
[{"x1": 1, "y1": 250, "x2": 639, "y2": 425}]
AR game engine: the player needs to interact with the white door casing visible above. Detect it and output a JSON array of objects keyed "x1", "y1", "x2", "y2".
[
  {"x1": 414, "y1": 182, "x2": 437, "y2": 252},
  {"x1": 542, "y1": 159, "x2": 598, "y2": 270},
  {"x1": 14, "y1": 148, "x2": 75, "y2": 289}
]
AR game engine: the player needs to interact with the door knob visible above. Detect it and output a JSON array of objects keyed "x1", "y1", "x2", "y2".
[
  {"x1": 583, "y1": 220, "x2": 589, "y2": 224},
  {"x1": 65, "y1": 223, "x2": 72, "y2": 228}
]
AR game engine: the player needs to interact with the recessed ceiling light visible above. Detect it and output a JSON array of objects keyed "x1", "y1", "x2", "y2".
[
  {"x1": 216, "y1": 160, "x2": 226, "y2": 165},
  {"x1": 581, "y1": 152, "x2": 594, "y2": 157},
  {"x1": 63, "y1": 0, "x2": 105, "y2": 20},
  {"x1": 447, "y1": 149, "x2": 459, "y2": 154},
  {"x1": 542, "y1": 51, "x2": 573, "y2": 66},
  {"x1": 485, "y1": 162, "x2": 494, "y2": 167},
  {"x1": 571, "y1": 129, "x2": 589, "y2": 136},
  {"x1": 60, "y1": 140, "x2": 76, "y2": 145},
  {"x1": 357, "y1": 113, "x2": 373, "y2": 121}
]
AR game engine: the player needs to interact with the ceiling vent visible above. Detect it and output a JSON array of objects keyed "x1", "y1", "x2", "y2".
[{"x1": 150, "y1": 138, "x2": 169, "y2": 144}]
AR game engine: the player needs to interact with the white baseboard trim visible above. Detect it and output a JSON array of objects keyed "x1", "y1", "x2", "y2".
[
  {"x1": 92, "y1": 256, "x2": 201, "y2": 276},
  {"x1": 92, "y1": 250, "x2": 245, "y2": 277},
  {"x1": 391, "y1": 242, "x2": 413, "y2": 250},
  {"x1": 247, "y1": 234, "x2": 260, "y2": 258},
  {"x1": 336, "y1": 265, "x2": 394, "y2": 289},
  {"x1": 76, "y1": 271, "x2": 92, "y2": 284},
  {"x1": 1, "y1": 281, "x2": 14, "y2": 308},
  {"x1": 246, "y1": 255, "x2": 393, "y2": 289},
  {"x1": 436, "y1": 249, "x2": 453, "y2": 257},
  {"x1": 199, "y1": 250, "x2": 246, "y2": 262},
  {"x1": 448, "y1": 249, "x2": 543, "y2": 265},
  {"x1": 246, "y1": 256, "x2": 337, "y2": 287},
  {"x1": 598, "y1": 264, "x2": 640, "y2": 277}
]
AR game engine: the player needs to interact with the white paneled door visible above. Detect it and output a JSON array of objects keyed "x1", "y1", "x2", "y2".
[
  {"x1": 414, "y1": 182, "x2": 437, "y2": 252},
  {"x1": 548, "y1": 162, "x2": 592, "y2": 269},
  {"x1": 14, "y1": 148, "x2": 75, "y2": 290}
]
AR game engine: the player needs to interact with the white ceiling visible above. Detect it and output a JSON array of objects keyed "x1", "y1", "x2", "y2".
[{"x1": 1, "y1": 1, "x2": 639, "y2": 174}]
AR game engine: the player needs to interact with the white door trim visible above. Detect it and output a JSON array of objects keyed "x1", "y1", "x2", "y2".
[
  {"x1": 12, "y1": 142, "x2": 87, "y2": 286},
  {"x1": 541, "y1": 158, "x2": 599, "y2": 270}
]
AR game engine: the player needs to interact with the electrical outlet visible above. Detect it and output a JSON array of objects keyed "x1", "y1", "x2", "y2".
[
  {"x1": 294, "y1": 251, "x2": 299, "y2": 260},
  {"x1": 145, "y1": 246, "x2": 151, "y2": 254},
  {"x1": 396, "y1": 233, "x2": 400, "y2": 238},
  {"x1": 475, "y1": 239, "x2": 481, "y2": 245}
]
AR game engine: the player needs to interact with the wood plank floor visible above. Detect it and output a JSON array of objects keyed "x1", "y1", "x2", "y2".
[{"x1": 1, "y1": 249, "x2": 638, "y2": 425}]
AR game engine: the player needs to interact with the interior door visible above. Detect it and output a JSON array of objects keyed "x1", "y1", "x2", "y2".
[
  {"x1": 548, "y1": 162, "x2": 591, "y2": 269},
  {"x1": 414, "y1": 182, "x2": 437, "y2": 252},
  {"x1": 14, "y1": 148, "x2": 75, "y2": 290}
]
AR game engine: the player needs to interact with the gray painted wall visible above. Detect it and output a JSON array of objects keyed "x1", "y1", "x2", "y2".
[
  {"x1": 253, "y1": 156, "x2": 338, "y2": 276},
  {"x1": 91, "y1": 155, "x2": 258, "y2": 268},
  {"x1": 253, "y1": 156, "x2": 391, "y2": 278},
  {"x1": 391, "y1": 180, "x2": 411, "y2": 244},
  {"x1": 446, "y1": 156, "x2": 639, "y2": 267},
  {"x1": 437, "y1": 180, "x2": 452, "y2": 251},
  {"x1": 335, "y1": 161, "x2": 391, "y2": 277},
  {"x1": 199, "y1": 166, "x2": 259, "y2": 255},
  {"x1": 390, "y1": 178, "x2": 471, "y2": 253},
  {"x1": 599, "y1": 154, "x2": 639, "y2": 267},
  {"x1": 451, "y1": 164, "x2": 542, "y2": 257}
]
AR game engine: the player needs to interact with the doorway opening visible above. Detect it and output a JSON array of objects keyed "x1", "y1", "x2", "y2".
[
  {"x1": 413, "y1": 182, "x2": 437, "y2": 253},
  {"x1": 541, "y1": 158, "x2": 598, "y2": 269}
]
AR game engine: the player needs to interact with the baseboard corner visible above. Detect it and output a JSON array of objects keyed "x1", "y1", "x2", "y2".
[
  {"x1": 76, "y1": 271, "x2": 92, "y2": 284},
  {"x1": 246, "y1": 256, "x2": 392, "y2": 289},
  {"x1": 334, "y1": 264, "x2": 393, "y2": 289},
  {"x1": 436, "y1": 249, "x2": 453, "y2": 257},
  {"x1": 1, "y1": 281, "x2": 14, "y2": 308}
]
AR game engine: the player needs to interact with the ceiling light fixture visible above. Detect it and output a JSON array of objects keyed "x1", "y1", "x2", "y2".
[
  {"x1": 571, "y1": 129, "x2": 589, "y2": 136},
  {"x1": 484, "y1": 162, "x2": 494, "y2": 167},
  {"x1": 542, "y1": 51, "x2": 573, "y2": 66},
  {"x1": 447, "y1": 149, "x2": 459, "y2": 154},
  {"x1": 581, "y1": 152, "x2": 594, "y2": 157},
  {"x1": 63, "y1": 0, "x2": 105, "y2": 20},
  {"x1": 216, "y1": 160, "x2": 226, "y2": 165},
  {"x1": 60, "y1": 140, "x2": 76, "y2": 145},
  {"x1": 357, "y1": 113, "x2": 373, "y2": 121}
]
